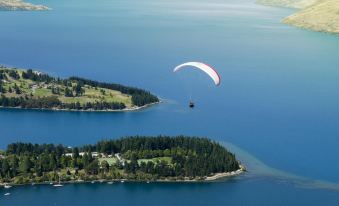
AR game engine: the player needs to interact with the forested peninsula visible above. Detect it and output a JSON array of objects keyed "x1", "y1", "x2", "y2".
[
  {"x1": 0, "y1": 67, "x2": 159, "y2": 111},
  {"x1": 0, "y1": 136, "x2": 244, "y2": 185}
]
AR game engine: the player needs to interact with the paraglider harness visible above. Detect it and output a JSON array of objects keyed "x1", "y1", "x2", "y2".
[{"x1": 189, "y1": 101, "x2": 195, "y2": 108}]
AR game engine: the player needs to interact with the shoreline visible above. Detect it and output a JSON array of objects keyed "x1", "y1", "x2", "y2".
[
  {"x1": 0, "y1": 101, "x2": 160, "y2": 113},
  {"x1": 0, "y1": 165, "x2": 246, "y2": 188},
  {"x1": 205, "y1": 166, "x2": 245, "y2": 181}
]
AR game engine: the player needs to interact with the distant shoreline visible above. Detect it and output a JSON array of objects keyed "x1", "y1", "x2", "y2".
[
  {"x1": 0, "y1": 0, "x2": 50, "y2": 11},
  {"x1": 0, "y1": 101, "x2": 160, "y2": 113}
]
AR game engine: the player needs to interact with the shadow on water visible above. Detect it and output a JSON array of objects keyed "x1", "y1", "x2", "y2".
[{"x1": 220, "y1": 141, "x2": 339, "y2": 191}]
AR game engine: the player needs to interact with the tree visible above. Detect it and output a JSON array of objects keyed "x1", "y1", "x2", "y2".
[
  {"x1": 75, "y1": 102, "x2": 81, "y2": 110},
  {"x1": 1, "y1": 159, "x2": 9, "y2": 177},
  {"x1": 49, "y1": 154, "x2": 57, "y2": 171},
  {"x1": 85, "y1": 160, "x2": 99, "y2": 175},
  {"x1": 72, "y1": 147, "x2": 79, "y2": 159},
  {"x1": 74, "y1": 83, "x2": 84, "y2": 96},
  {"x1": 14, "y1": 83, "x2": 21, "y2": 94},
  {"x1": 19, "y1": 156, "x2": 32, "y2": 174},
  {"x1": 101, "y1": 160, "x2": 109, "y2": 173},
  {"x1": 0, "y1": 82, "x2": 6, "y2": 93},
  {"x1": 64, "y1": 87, "x2": 73, "y2": 97}
]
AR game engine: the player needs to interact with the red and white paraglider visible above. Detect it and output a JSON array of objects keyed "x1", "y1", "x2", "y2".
[{"x1": 173, "y1": 62, "x2": 221, "y2": 108}]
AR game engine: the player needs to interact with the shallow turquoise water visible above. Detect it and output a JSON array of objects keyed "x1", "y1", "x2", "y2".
[{"x1": 1, "y1": 0, "x2": 339, "y2": 205}]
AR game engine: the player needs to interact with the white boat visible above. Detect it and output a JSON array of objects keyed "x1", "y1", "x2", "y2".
[
  {"x1": 4, "y1": 193, "x2": 11, "y2": 196},
  {"x1": 4, "y1": 184, "x2": 12, "y2": 189},
  {"x1": 107, "y1": 181, "x2": 113, "y2": 184},
  {"x1": 91, "y1": 181, "x2": 95, "y2": 184},
  {"x1": 53, "y1": 176, "x2": 63, "y2": 187},
  {"x1": 120, "y1": 180, "x2": 125, "y2": 183}
]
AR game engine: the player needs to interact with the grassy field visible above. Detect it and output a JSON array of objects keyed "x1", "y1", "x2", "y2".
[
  {"x1": 137, "y1": 157, "x2": 172, "y2": 164},
  {"x1": 0, "y1": 68, "x2": 133, "y2": 108},
  {"x1": 98, "y1": 157, "x2": 118, "y2": 166}
]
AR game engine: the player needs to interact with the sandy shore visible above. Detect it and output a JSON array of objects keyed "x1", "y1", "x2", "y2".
[{"x1": 205, "y1": 165, "x2": 246, "y2": 181}]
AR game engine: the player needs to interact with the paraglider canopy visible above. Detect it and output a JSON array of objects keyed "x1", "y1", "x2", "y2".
[{"x1": 173, "y1": 62, "x2": 221, "y2": 86}]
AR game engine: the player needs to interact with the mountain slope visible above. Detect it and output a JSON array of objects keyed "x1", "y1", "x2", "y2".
[{"x1": 283, "y1": 0, "x2": 339, "y2": 33}]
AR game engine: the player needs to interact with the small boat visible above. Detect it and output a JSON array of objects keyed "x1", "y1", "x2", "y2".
[
  {"x1": 4, "y1": 193, "x2": 11, "y2": 196},
  {"x1": 4, "y1": 184, "x2": 12, "y2": 189},
  {"x1": 91, "y1": 181, "x2": 95, "y2": 184},
  {"x1": 146, "y1": 181, "x2": 150, "y2": 184},
  {"x1": 120, "y1": 180, "x2": 125, "y2": 183},
  {"x1": 53, "y1": 176, "x2": 63, "y2": 187},
  {"x1": 107, "y1": 181, "x2": 113, "y2": 184}
]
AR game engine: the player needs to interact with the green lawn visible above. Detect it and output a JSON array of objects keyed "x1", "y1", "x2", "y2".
[
  {"x1": 99, "y1": 157, "x2": 118, "y2": 166},
  {"x1": 137, "y1": 157, "x2": 172, "y2": 165}
]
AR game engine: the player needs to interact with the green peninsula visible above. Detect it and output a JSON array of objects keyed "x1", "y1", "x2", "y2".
[
  {"x1": 0, "y1": 67, "x2": 159, "y2": 111},
  {"x1": 0, "y1": 136, "x2": 244, "y2": 185}
]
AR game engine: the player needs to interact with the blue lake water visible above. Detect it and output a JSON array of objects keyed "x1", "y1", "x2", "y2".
[{"x1": 1, "y1": 0, "x2": 339, "y2": 205}]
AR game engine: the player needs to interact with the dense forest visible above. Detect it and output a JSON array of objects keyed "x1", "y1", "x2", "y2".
[
  {"x1": 0, "y1": 136, "x2": 240, "y2": 184},
  {"x1": 0, "y1": 67, "x2": 159, "y2": 110}
]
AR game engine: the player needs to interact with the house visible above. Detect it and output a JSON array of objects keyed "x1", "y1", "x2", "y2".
[
  {"x1": 33, "y1": 71, "x2": 43, "y2": 76},
  {"x1": 64, "y1": 152, "x2": 104, "y2": 158},
  {"x1": 65, "y1": 153, "x2": 73, "y2": 157},
  {"x1": 91, "y1": 152, "x2": 99, "y2": 157}
]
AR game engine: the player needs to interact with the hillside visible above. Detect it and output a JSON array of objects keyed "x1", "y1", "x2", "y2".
[
  {"x1": 0, "y1": 67, "x2": 159, "y2": 111},
  {"x1": 257, "y1": 0, "x2": 339, "y2": 34},
  {"x1": 283, "y1": 0, "x2": 339, "y2": 33},
  {"x1": 0, "y1": 0, "x2": 49, "y2": 11}
]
